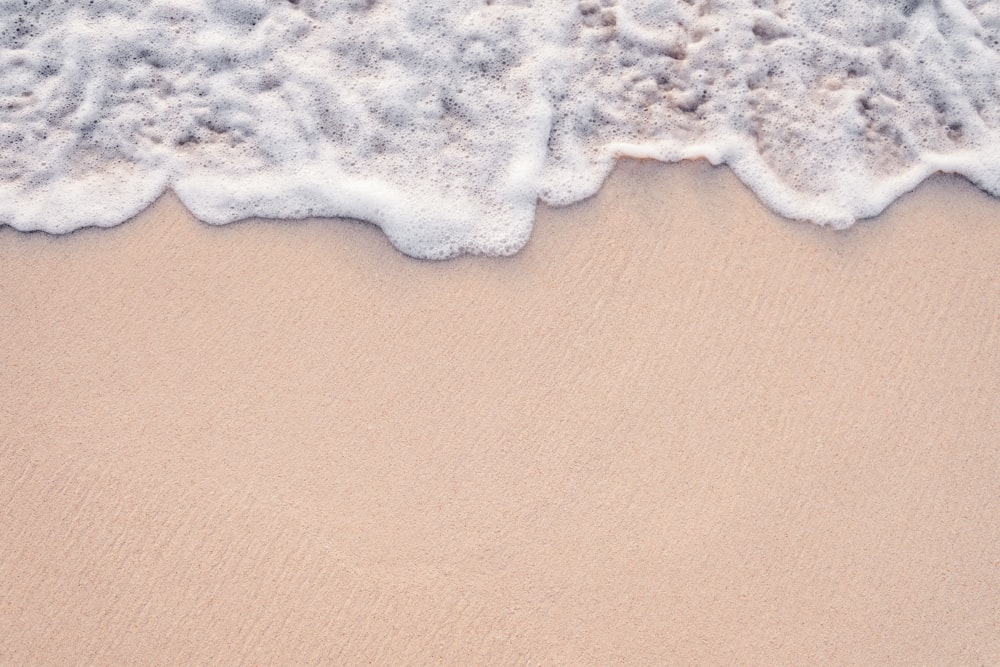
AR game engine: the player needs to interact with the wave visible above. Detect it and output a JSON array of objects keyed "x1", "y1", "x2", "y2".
[{"x1": 2, "y1": 0, "x2": 1000, "y2": 257}]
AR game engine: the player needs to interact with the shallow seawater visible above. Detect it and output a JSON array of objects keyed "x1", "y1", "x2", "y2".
[{"x1": 2, "y1": 0, "x2": 1000, "y2": 257}]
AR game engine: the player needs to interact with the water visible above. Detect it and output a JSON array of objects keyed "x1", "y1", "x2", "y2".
[{"x1": 3, "y1": 0, "x2": 1000, "y2": 257}]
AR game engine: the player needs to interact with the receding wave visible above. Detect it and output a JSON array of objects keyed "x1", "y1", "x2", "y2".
[{"x1": 3, "y1": 0, "x2": 1000, "y2": 257}]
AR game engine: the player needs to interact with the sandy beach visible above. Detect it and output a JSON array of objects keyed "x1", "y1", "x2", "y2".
[{"x1": 2, "y1": 159, "x2": 998, "y2": 664}]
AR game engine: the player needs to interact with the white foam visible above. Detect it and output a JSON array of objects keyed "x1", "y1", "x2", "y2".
[{"x1": 3, "y1": 0, "x2": 1000, "y2": 257}]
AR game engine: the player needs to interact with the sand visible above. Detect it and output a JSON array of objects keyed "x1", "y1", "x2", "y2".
[{"x1": 1, "y1": 160, "x2": 999, "y2": 664}]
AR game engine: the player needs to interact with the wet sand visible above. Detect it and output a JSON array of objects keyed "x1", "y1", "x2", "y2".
[{"x1": 2, "y1": 160, "x2": 998, "y2": 664}]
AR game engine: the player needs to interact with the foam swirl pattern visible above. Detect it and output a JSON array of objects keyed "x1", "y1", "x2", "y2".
[{"x1": 2, "y1": 0, "x2": 1000, "y2": 257}]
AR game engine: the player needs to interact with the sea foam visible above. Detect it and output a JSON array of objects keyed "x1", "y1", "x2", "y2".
[{"x1": 2, "y1": 0, "x2": 1000, "y2": 257}]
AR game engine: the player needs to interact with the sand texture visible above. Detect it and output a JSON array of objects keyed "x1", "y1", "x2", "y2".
[{"x1": 2, "y1": 161, "x2": 999, "y2": 664}]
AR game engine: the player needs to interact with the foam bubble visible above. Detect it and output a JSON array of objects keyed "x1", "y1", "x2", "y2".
[{"x1": 2, "y1": 0, "x2": 1000, "y2": 257}]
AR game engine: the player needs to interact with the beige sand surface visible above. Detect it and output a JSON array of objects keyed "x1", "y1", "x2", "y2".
[{"x1": 1, "y1": 160, "x2": 999, "y2": 664}]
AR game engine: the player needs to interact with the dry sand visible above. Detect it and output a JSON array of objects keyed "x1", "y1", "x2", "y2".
[{"x1": 1, "y1": 160, "x2": 999, "y2": 664}]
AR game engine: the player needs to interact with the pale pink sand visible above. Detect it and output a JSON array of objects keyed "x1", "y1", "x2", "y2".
[{"x1": 2, "y1": 160, "x2": 998, "y2": 664}]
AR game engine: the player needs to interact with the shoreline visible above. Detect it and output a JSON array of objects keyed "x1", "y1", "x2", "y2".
[{"x1": 8, "y1": 158, "x2": 1000, "y2": 256}]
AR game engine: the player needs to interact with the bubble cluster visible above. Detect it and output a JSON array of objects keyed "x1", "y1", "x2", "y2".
[{"x1": 1, "y1": 0, "x2": 999, "y2": 256}]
